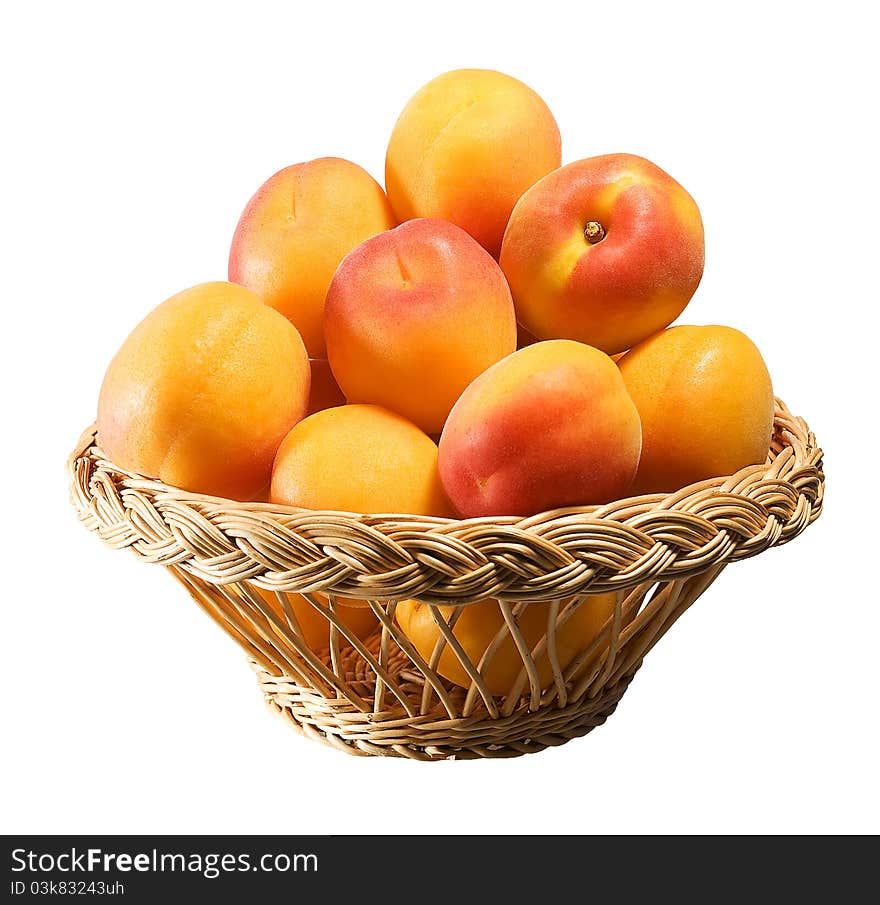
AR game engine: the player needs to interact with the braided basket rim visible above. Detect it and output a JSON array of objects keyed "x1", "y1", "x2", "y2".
[{"x1": 67, "y1": 397, "x2": 824, "y2": 605}]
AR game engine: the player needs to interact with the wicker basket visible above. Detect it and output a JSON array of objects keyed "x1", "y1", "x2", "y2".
[{"x1": 68, "y1": 398, "x2": 823, "y2": 760}]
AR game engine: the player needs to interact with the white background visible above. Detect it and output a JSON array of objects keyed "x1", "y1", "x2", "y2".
[{"x1": 2, "y1": 1, "x2": 876, "y2": 835}]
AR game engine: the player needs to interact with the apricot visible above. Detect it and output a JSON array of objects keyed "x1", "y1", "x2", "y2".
[
  {"x1": 500, "y1": 154, "x2": 704, "y2": 354},
  {"x1": 306, "y1": 359, "x2": 346, "y2": 415},
  {"x1": 396, "y1": 593, "x2": 618, "y2": 696},
  {"x1": 270, "y1": 404, "x2": 452, "y2": 516},
  {"x1": 97, "y1": 281, "x2": 309, "y2": 500},
  {"x1": 617, "y1": 325, "x2": 774, "y2": 493},
  {"x1": 438, "y1": 340, "x2": 642, "y2": 517},
  {"x1": 255, "y1": 588, "x2": 378, "y2": 653},
  {"x1": 385, "y1": 69, "x2": 561, "y2": 258},
  {"x1": 324, "y1": 219, "x2": 516, "y2": 434},
  {"x1": 228, "y1": 157, "x2": 396, "y2": 357}
]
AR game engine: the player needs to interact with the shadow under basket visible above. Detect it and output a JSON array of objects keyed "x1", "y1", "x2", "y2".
[{"x1": 68, "y1": 398, "x2": 824, "y2": 760}]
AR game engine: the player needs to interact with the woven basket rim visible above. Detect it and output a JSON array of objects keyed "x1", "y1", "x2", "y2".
[{"x1": 68, "y1": 396, "x2": 824, "y2": 604}]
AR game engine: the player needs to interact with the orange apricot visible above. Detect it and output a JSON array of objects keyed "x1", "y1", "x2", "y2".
[
  {"x1": 324, "y1": 218, "x2": 516, "y2": 434},
  {"x1": 385, "y1": 69, "x2": 561, "y2": 257},
  {"x1": 256, "y1": 588, "x2": 378, "y2": 653},
  {"x1": 97, "y1": 281, "x2": 309, "y2": 500},
  {"x1": 618, "y1": 325, "x2": 774, "y2": 493},
  {"x1": 396, "y1": 593, "x2": 618, "y2": 696},
  {"x1": 500, "y1": 154, "x2": 704, "y2": 354},
  {"x1": 438, "y1": 340, "x2": 642, "y2": 516},
  {"x1": 270, "y1": 404, "x2": 452, "y2": 517},
  {"x1": 229, "y1": 157, "x2": 396, "y2": 357}
]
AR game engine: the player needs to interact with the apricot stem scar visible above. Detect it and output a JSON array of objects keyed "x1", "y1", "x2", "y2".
[{"x1": 584, "y1": 221, "x2": 606, "y2": 244}]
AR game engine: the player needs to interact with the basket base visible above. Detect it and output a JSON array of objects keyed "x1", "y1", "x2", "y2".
[{"x1": 254, "y1": 661, "x2": 636, "y2": 761}]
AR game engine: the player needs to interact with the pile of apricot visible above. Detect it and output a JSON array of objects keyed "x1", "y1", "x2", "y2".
[{"x1": 96, "y1": 69, "x2": 774, "y2": 681}]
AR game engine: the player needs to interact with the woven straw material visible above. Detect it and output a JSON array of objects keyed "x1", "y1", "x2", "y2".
[{"x1": 68, "y1": 398, "x2": 823, "y2": 760}]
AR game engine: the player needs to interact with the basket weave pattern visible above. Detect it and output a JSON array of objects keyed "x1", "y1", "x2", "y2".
[{"x1": 68, "y1": 398, "x2": 823, "y2": 759}]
